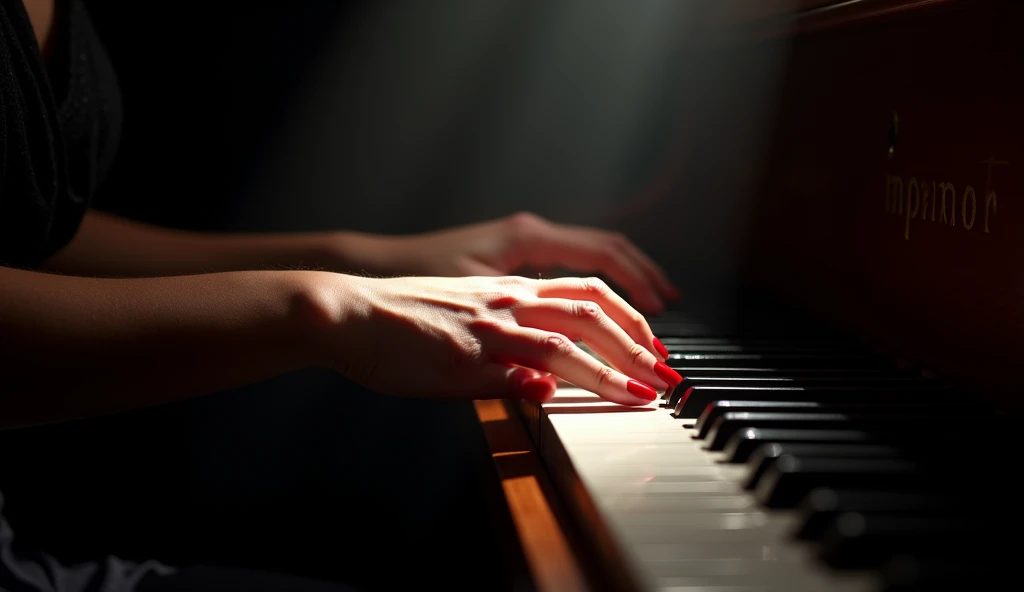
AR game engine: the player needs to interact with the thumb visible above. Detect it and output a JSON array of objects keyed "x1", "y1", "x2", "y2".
[{"x1": 476, "y1": 364, "x2": 557, "y2": 403}]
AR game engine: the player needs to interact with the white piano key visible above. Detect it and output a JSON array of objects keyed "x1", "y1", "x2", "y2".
[{"x1": 539, "y1": 387, "x2": 876, "y2": 592}]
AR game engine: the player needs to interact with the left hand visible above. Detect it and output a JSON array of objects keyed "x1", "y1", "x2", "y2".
[{"x1": 351, "y1": 212, "x2": 681, "y2": 314}]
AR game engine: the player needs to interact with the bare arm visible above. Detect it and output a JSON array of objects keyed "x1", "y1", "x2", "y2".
[
  {"x1": 0, "y1": 266, "x2": 334, "y2": 430},
  {"x1": 1, "y1": 265, "x2": 678, "y2": 430},
  {"x1": 42, "y1": 210, "x2": 388, "y2": 277}
]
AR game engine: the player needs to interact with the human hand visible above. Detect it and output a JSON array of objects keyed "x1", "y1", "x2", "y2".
[
  {"x1": 342, "y1": 212, "x2": 680, "y2": 314},
  {"x1": 315, "y1": 274, "x2": 683, "y2": 404}
]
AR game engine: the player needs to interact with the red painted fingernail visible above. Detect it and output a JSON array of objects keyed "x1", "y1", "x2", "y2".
[
  {"x1": 626, "y1": 380, "x2": 658, "y2": 401},
  {"x1": 654, "y1": 361, "x2": 682, "y2": 386},
  {"x1": 653, "y1": 337, "x2": 669, "y2": 359}
]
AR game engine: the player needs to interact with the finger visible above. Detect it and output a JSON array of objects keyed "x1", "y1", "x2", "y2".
[
  {"x1": 512, "y1": 298, "x2": 680, "y2": 390},
  {"x1": 617, "y1": 238, "x2": 682, "y2": 301},
  {"x1": 473, "y1": 364, "x2": 558, "y2": 402},
  {"x1": 513, "y1": 228, "x2": 665, "y2": 314},
  {"x1": 488, "y1": 327, "x2": 659, "y2": 406},
  {"x1": 531, "y1": 276, "x2": 664, "y2": 361}
]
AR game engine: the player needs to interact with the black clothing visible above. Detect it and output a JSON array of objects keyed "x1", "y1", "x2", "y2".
[
  {"x1": 0, "y1": 0, "x2": 120, "y2": 269},
  {"x1": 0, "y1": 1, "x2": 155, "y2": 588}
]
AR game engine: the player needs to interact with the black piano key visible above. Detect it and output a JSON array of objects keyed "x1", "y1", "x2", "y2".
[
  {"x1": 667, "y1": 353, "x2": 894, "y2": 369},
  {"x1": 794, "y1": 488, "x2": 957, "y2": 541},
  {"x1": 664, "y1": 371, "x2": 920, "y2": 407},
  {"x1": 743, "y1": 442, "x2": 901, "y2": 490},
  {"x1": 664, "y1": 342, "x2": 869, "y2": 354},
  {"x1": 722, "y1": 428, "x2": 879, "y2": 463},
  {"x1": 658, "y1": 337, "x2": 853, "y2": 346},
  {"x1": 673, "y1": 385, "x2": 957, "y2": 419},
  {"x1": 818, "y1": 513, "x2": 999, "y2": 569},
  {"x1": 703, "y1": 411, "x2": 964, "y2": 451},
  {"x1": 707, "y1": 412, "x2": 851, "y2": 451},
  {"x1": 752, "y1": 456, "x2": 934, "y2": 508},
  {"x1": 723, "y1": 416, "x2": 1018, "y2": 463},
  {"x1": 692, "y1": 397, "x2": 974, "y2": 439},
  {"x1": 694, "y1": 400, "x2": 819, "y2": 436}
]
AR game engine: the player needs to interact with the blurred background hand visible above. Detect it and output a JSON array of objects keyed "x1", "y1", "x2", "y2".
[{"x1": 331, "y1": 212, "x2": 681, "y2": 314}]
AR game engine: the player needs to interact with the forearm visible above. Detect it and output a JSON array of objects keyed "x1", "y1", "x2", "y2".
[
  {"x1": 43, "y1": 210, "x2": 397, "y2": 277},
  {"x1": 0, "y1": 266, "x2": 340, "y2": 429}
]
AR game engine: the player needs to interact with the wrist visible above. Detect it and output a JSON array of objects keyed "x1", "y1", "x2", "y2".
[{"x1": 284, "y1": 270, "x2": 374, "y2": 368}]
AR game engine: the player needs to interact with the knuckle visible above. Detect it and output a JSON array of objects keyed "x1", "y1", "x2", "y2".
[
  {"x1": 609, "y1": 231, "x2": 629, "y2": 246},
  {"x1": 496, "y1": 276, "x2": 526, "y2": 288},
  {"x1": 631, "y1": 311, "x2": 647, "y2": 328},
  {"x1": 542, "y1": 334, "x2": 573, "y2": 358},
  {"x1": 486, "y1": 291, "x2": 520, "y2": 310},
  {"x1": 573, "y1": 300, "x2": 603, "y2": 321},
  {"x1": 467, "y1": 318, "x2": 505, "y2": 340},
  {"x1": 629, "y1": 343, "x2": 647, "y2": 366},
  {"x1": 595, "y1": 365, "x2": 615, "y2": 389},
  {"x1": 454, "y1": 335, "x2": 485, "y2": 365},
  {"x1": 581, "y1": 276, "x2": 609, "y2": 296}
]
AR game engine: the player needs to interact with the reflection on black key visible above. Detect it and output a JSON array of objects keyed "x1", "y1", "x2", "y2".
[
  {"x1": 744, "y1": 443, "x2": 901, "y2": 490},
  {"x1": 694, "y1": 401, "x2": 820, "y2": 437},
  {"x1": 664, "y1": 371, "x2": 921, "y2": 407},
  {"x1": 659, "y1": 337, "x2": 854, "y2": 347},
  {"x1": 722, "y1": 428, "x2": 878, "y2": 463},
  {"x1": 705, "y1": 412, "x2": 853, "y2": 450},
  {"x1": 674, "y1": 385, "x2": 955, "y2": 419},
  {"x1": 667, "y1": 353, "x2": 893, "y2": 369},
  {"x1": 794, "y1": 488, "x2": 956, "y2": 541},
  {"x1": 753, "y1": 456, "x2": 932, "y2": 508},
  {"x1": 693, "y1": 398, "x2": 968, "y2": 439},
  {"x1": 665, "y1": 343, "x2": 867, "y2": 354},
  {"x1": 704, "y1": 411, "x2": 965, "y2": 451}
]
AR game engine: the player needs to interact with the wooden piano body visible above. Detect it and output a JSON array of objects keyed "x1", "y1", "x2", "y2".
[{"x1": 476, "y1": 1, "x2": 1022, "y2": 590}]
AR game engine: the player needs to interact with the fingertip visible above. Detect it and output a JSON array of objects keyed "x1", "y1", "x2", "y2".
[
  {"x1": 521, "y1": 375, "x2": 558, "y2": 403},
  {"x1": 665, "y1": 286, "x2": 682, "y2": 301},
  {"x1": 506, "y1": 366, "x2": 557, "y2": 402}
]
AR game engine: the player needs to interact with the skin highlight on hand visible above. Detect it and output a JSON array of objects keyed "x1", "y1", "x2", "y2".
[{"x1": 319, "y1": 274, "x2": 665, "y2": 406}]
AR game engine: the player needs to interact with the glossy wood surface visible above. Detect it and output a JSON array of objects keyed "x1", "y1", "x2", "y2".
[{"x1": 475, "y1": 399, "x2": 590, "y2": 592}]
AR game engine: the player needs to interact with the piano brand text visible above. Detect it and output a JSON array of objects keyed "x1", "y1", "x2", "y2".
[{"x1": 884, "y1": 157, "x2": 1008, "y2": 240}]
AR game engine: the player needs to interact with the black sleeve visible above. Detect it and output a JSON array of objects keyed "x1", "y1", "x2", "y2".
[{"x1": 0, "y1": 1, "x2": 71, "y2": 270}]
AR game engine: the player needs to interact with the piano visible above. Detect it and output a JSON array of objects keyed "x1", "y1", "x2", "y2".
[{"x1": 475, "y1": 1, "x2": 1023, "y2": 590}]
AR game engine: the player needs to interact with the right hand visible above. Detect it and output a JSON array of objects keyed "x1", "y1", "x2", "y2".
[{"x1": 316, "y1": 274, "x2": 683, "y2": 405}]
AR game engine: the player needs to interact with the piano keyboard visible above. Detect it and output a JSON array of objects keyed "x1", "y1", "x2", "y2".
[{"x1": 520, "y1": 311, "x2": 1016, "y2": 592}]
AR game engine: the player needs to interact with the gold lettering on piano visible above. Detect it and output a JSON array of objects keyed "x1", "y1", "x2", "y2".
[
  {"x1": 982, "y1": 157, "x2": 1008, "y2": 233},
  {"x1": 939, "y1": 182, "x2": 954, "y2": 225},
  {"x1": 884, "y1": 158, "x2": 1008, "y2": 239},
  {"x1": 962, "y1": 186, "x2": 976, "y2": 230}
]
